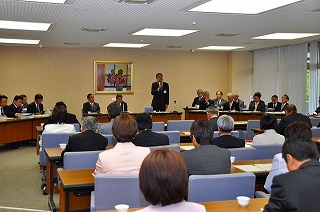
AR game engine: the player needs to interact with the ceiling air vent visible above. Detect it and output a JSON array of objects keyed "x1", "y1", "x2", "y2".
[
  {"x1": 167, "y1": 46, "x2": 183, "y2": 49},
  {"x1": 64, "y1": 42, "x2": 81, "y2": 45},
  {"x1": 81, "y1": 28, "x2": 106, "y2": 32},
  {"x1": 215, "y1": 33, "x2": 238, "y2": 37},
  {"x1": 116, "y1": 0, "x2": 155, "y2": 4}
]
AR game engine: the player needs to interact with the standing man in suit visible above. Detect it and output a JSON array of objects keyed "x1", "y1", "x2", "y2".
[
  {"x1": 192, "y1": 89, "x2": 203, "y2": 108},
  {"x1": 275, "y1": 104, "x2": 311, "y2": 135},
  {"x1": 0, "y1": 95, "x2": 18, "y2": 117},
  {"x1": 199, "y1": 91, "x2": 213, "y2": 110},
  {"x1": 27, "y1": 94, "x2": 44, "y2": 114},
  {"x1": 151, "y1": 73, "x2": 169, "y2": 111},
  {"x1": 222, "y1": 93, "x2": 240, "y2": 111},
  {"x1": 82, "y1": 93, "x2": 100, "y2": 114},
  {"x1": 212, "y1": 90, "x2": 227, "y2": 108},
  {"x1": 280, "y1": 94, "x2": 289, "y2": 111},
  {"x1": 181, "y1": 120, "x2": 231, "y2": 175},
  {"x1": 206, "y1": 106, "x2": 219, "y2": 131},
  {"x1": 61, "y1": 116, "x2": 108, "y2": 160},
  {"x1": 114, "y1": 94, "x2": 128, "y2": 112},
  {"x1": 233, "y1": 92, "x2": 245, "y2": 109},
  {"x1": 264, "y1": 136, "x2": 320, "y2": 211},
  {"x1": 211, "y1": 115, "x2": 245, "y2": 148},
  {"x1": 248, "y1": 92, "x2": 266, "y2": 112},
  {"x1": 267, "y1": 95, "x2": 282, "y2": 111},
  {"x1": 8, "y1": 95, "x2": 23, "y2": 114},
  {"x1": 132, "y1": 112, "x2": 169, "y2": 147}
]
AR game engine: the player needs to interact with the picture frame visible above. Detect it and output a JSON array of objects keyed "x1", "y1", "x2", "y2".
[{"x1": 94, "y1": 61, "x2": 134, "y2": 94}]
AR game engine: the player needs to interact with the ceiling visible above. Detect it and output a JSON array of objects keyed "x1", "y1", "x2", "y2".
[{"x1": 0, "y1": 0, "x2": 320, "y2": 51}]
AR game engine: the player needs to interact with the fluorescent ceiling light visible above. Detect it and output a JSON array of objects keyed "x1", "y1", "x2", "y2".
[
  {"x1": 103, "y1": 43, "x2": 150, "y2": 48},
  {"x1": 0, "y1": 20, "x2": 51, "y2": 31},
  {"x1": 0, "y1": 38, "x2": 40, "y2": 45},
  {"x1": 132, "y1": 28, "x2": 199, "y2": 37},
  {"x1": 198, "y1": 46, "x2": 244, "y2": 50},
  {"x1": 252, "y1": 33, "x2": 320, "y2": 40},
  {"x1": 189, "y1": 0, "x2": 301, "y2": 14},
  {"x1": 24, "y1": 0, "x2": 66, "y2": 3}
]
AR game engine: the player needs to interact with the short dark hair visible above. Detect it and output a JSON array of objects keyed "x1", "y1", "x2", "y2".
[
  {"x1": 271, "y1": 95, "x2": 278, "y2": 99},
  {"x1": 0, "y1": 95, "x2": 8, "y2": 101},
  {"x1": 190, "y1": 120, "x2": 214, "y2": 145},
  {"x1": 135, "y1": 113, "x2": 152, "y2": 131},
  {"x1": 51, "y1": 105, "x2": 67, "y2": 123},
  {"x1": 34, "y1": 94, "x2": 43, "y2": 100},
  {"x1": 139, "y1": 148, "x2": 188, "y2": 206},
  {"x1": 86, "y1": 93, "x2": 93, "y2": 99},
  {"x1": 107, "y1": 102, "x2": 122, "y2": 119},
  {"x1": 156, "y1": 73, "x2": 162, "y2": 78},
  {"x1": 13, "y1": 95, "x2": 23, "y2": 101},
  {"x1": 216, "y1": 90, "x2": 223, "y2": 95},
  {"x1": 20, "y1": 94, "x2": 27, "y2": 98},
  {"x1": 284, "y1": 104, "x2": 297, "y2": 113},
  {"x1": 260, "y1": 113, "x2": 277, "y2": 130},
  {"x1": 282, "y1": 137, "x2": 319, "y2": 163},
  {"x1": 116, "y1": 94, "x2": 123, "y2": 99},
  {"x1": 284, "y1": 121, "x2": 312, "y2": 139},
  {"x1": 55, "y1": 101, "x2": 67, "y2": 109},
  {"x1": 112, "y1": 114, "x2": 138, "y2": 143},
  {"x1": 253, "y1": 92, "x2": 261, "y2": 99},
  {"x1": 283, "y1": 94, "x2": 289, "y2": 100}
]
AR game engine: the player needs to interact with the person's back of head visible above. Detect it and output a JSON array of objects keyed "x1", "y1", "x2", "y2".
[
  {"x1": 206, "y1": 106, "x2": 219, "y2": 117},
  {"x1": 217, "y1": 115, "x2": 234, "y2": 133},
  {"x1": 81, "y1": 116, "x2": 99, "y2": 132},
  {"x1": 190, "y1": 120, "x2": 214, "y2": 145},
  {"x1": 134, "y1": 113, "x2": 152, "y2": 131},
  {"x1": 51, "y1": 105, "x2": 67, "y2": 123},
  {"x1": 284, "y1": 104, "x2": 297, "y2": 114},
  {"x1": 260, "y1": 113, "x2": 277, "y2": 130},
  {"x1": 112, "y1": 114, "x2": 138, "y2": 143},
  {"x1": 139, "y1": 148, "x2": 188, "y2": 206},
  {"x1": 107, "y1": 102, "x2": 122, "y2": 119},
  {"x1": 284, "y1": 121, "x2": 312, "y2": 139},
  {"x1": 55, "y1": 101, "x2": 67, "y2": 109}
]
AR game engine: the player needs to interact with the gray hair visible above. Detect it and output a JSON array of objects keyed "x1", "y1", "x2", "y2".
[
  {"x1": 206, "y1": 106, "x2": 219, "y2": 115},
  {"x1": 227, "y1": 93, "x2": 234, "y2": 98},
  {"x1": 233, "y1": 92, "x2": 239, "y2": 96},
  {"x1": 217, "y1": 115, "x2": 234, "y2": 132},
  {"x1": 81, "y1": 116, "x2": 99, "y2": 131},
  {"x1": 196, "y1": 89, "x2": 203, "y2": 94},
  {"x1": 203, "y1": 91, "x2": 209, "y2": 96}
]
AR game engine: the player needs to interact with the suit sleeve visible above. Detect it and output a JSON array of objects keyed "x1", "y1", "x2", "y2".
[
  {"x1": 165, "y1": 83, "x2": 169, "y2": 105},
  {"x1": 260, "y1": 101, "x2": 266, "y2": 112},
  {"x1": 263, "y1": 176, "x2": 287, "y2": 212},
  {"x1": 192, "y1": 98, "x2": 197, "y2": 107},
  {"x1": 96, "y1": 103, "x2": 100, "y2": 112},
  {"x1": 248, "y1": 102, "x2": 254, "y2": 111},
  {"x1": 27, "y1": 103, "x2": 35, "y2": 113},
  {"x1": 4, "y1": 107, "x2": 16, "y2": 117},
  {"x1": 151, "y1": 82, "x2": 160, "y2": 95},
  {"x1": 82, "y1": 103, "x2": 88, "y2": 113},
  {"x1": 275, "y1": 118, "x2": 286, "y2": 135}
]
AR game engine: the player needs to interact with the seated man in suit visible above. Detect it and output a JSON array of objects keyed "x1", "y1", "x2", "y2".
[
  {"x1": 210, "y1": 115, "x2": 245, "y2": 148},
  {"x1": 61, "y1": 116, "x2": 108, "y2": 160},
  {"x1": 82, "y1": 93, "x2": 100, "y2": 114},
  {"x1": 264, "y1": 136, "x2": 320, "y2": 211},
  {"x1": 222, "y1": 93, "x2": 240, "y2": 111},
  {"x1": 199, "y1": 91, "x2": 213, "y2": 110},
  {"x1": 248, "y1": 92, "x2": 266, "y2": 112},
  {"x1": 8, "y1": 95, "x2": 23, "y2": 115},
  {"x1": 114, "y1": 94, "x2": 128, "y2": 112},
  {"x1": 0, "y1": 95, "x2": 17, "y2": 117},
  {"x1": 27, "y1": 94, "x2": 44, "y2": 114},
  {"x1": 212, "y1": 90, "x2": 227, "y2": 108},
  {"x1": 99, "y1": 102, "x2": 122, "y2": 134},
  {"x1": 132, "y1": 113, "x2": 169, "y2": 147},
  {"x1": 206, "y1": 106, "x2": 219, "y2": 131},
  {"x1": 275, "y1": 104, "x2": 311, "y2": 136},
  {"x1": 181, "y1": 120, "x2": 231, "y2": 175},
  {"x1": 280, "y1": 94, "x2": 289, "y2": 111},
  {"x1": 192, "y1": 89, "x2": 203, "y2": 108},
  {"x1": 233, "y1": 92, "x2": 245, "y2": 109},
  {"x1": 267, "y1": 95, "x2": 282, "y2": 111}
]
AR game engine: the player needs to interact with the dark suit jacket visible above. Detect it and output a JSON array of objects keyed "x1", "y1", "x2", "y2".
[
  {"x1": 44, "y1": 113, "x2": 80, "y2": 129},
  {"x1": 199, "y1": 99, "x2": 213, "y2": 110},
  {"x1": 248, "y1": 100, "x2": 266, "y2": 112},
  {"x1": 2, "y1": 106, "x2": 16, "y2": 117},
  {"x1": 275, "y1": 112, "x2": 312, "y2": 135},
  {"x1": 27, "y1": 102, "x2": 44, "y2": 114},
  {"x1": 212, "y1": 99, "x2": 227, "y2": 107},
  {"x1": 267, "y1": 102, "x2": 282, "y2": 111},
  {"x1": 207, "y1": 117, "x2": 218, "y2": 131},
  {"x1": 192, "y1": 96, "x2": 203, "y2": 107},
  {"x1": 8, "y1": 103, "x2": 22, "y2": 114},
  {"x1": 236, "y1": 99, "x2": 245, "y2": 109},
  {"x1": 151, "y1": 81, "x2": 169, "y2": 111},
  {"x1": 82, "y1": 102, "x2": 100, "y2": 113},
  {"x1": 61, "y1": 130, "x2": 108, "y2": 160},
  {"x1": 132, "y1": 130, "x2": 169, "y2": 147},
  {"x1": 264, "y1": 160, "x2": 320, "y2": 212},
  {"x1": 222, "y1": 101, "x2": 240, "y2": 111},
  {"x1": 113, "y1": 101, "x2": 128, "y2": 112},
  {"x1": 181, "y1": 145, "x2": 231, "y2": 175},
  {"x1": 210, "y1": 135, "x2": 245, "y2": 148},
  {"x1": 279, "y1": 103, "x2": 288, "y2": 111}
]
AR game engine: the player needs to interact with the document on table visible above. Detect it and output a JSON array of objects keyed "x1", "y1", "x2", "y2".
[
  {"x1": 180, "y1": 131, "x2": 191, "y2": 136},
  {"x1": 253, "y1": 163, "x2": 272, "y2": 171},
  {"x1": 233, "y1": 165, "x2": 266, "y2": 172},
  {"x1": 180, "y1": 146, "x2": 194, "y2": 151}
]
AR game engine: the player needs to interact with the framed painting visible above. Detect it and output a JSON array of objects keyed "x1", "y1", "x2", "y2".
[{"x1": 94, "y1": 61, "x2": 134, "y2": 94}]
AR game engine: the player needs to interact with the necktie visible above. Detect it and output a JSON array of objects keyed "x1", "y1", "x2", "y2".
[
  {"x1": 0, "y1": 107, "x2": 4, "y2": 116},
  {"x1": 273, "y1": 104, "x2": 275, "y2": 109},
  {"x1": 218, "y1": 100, "x2": 220, "y2": 107},
  {"x1": 37, "y1": 104, "x2": 40, "y2": 112},
  {"x1": 91, "y1": 103, "x2": 94, "y2": 111}
]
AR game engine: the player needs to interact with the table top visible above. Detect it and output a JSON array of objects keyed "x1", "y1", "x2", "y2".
[
  {"x1": 100, "y1": 198, "x2": 269, "y2": 212},
  {"x1": 58, "y1": 168, "x2": 95, "y2": 189},
  {"x1": 45, "y1": 148, "x2": 63, "y2": 160}
]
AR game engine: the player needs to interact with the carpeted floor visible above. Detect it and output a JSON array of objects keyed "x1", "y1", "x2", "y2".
[{"x1": 0, "y1": 143, "x2": 59, "y2": 212}]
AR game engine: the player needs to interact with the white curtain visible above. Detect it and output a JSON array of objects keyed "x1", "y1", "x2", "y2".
[{"x1": 308, "y1": 42, "x2": 319, "y2": 114}]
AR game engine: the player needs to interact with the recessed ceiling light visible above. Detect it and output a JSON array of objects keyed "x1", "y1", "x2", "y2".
[
  {"x1": 24, "y1": 0, "x2": 66, "y2": 3},
  {"x1": 0, "y1": 20, "x2": 51, "y2": 31},
  {"x1": 103, "y1": 43, "x2": 150, "y2": 48},
  {"x1": 0, "y1": 38, "x2": 40, "y2": 45},
  {"x1": 197, "y1": 46, "x2": 244, "y2": 50},
  {"x1": 252, "y1": 33, "x2": 320, "y2": 40},
  {"x1": 189, "y1": 0, "x2": 301, "y2": 14},
  {"x1": 132, "y1": 28, "x2": 199, "y2": 37}
]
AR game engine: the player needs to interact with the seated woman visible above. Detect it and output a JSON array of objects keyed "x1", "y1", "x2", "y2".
[
  {"x1": 248, "y1": 92, "x2": 266, "y2": 112},
  {"x1": 95, "y1": 114, "x2": 150, "y2": 174},
  {"x1": 136, "y1": 148, "x2": 206, "y2": 212}
]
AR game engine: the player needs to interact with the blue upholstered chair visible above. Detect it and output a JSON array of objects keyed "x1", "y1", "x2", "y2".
[
  {"x1": 310, "y1": 118, "x2": 320, "y2": 127},
  {"x1": 244, "y1": 120, "x2": 260, "y2": 140},
  {"x1": 151, "y1": 122, "x2": 165, "y2": 131},
  {"x1": 228, "y1": 147, "x2": 256, "y2": 160},
  {"x1": 63, "y1": 150, "x2": 103, "y2": 170},
  {"x1": 166, "y1": 120, "x2": 194, "y2": 131},
  {"x1": 188, "y1": 172, "x2": 256, "y2": 202},
  {"x1": 149, "y1": 144, "x2": 180, "y2": 152},
  {"x1": 72, "y1": 123, "x2": 81, "y2": 132},
  {"x1": 153, "y1": 130, "x2": 180, "y2": 144},
  {"x1": 311, "y1": 127, "x2": 320, "y2": 137},
  {"x1": 253, "y1": 145, "x2": 282, "y2": 159},
  {"x1": 144, "y1": 106, "x2": 154, "y2": 113},
  {"x1": 102, "y1": 134, "x2": 117, "y2": 146}
]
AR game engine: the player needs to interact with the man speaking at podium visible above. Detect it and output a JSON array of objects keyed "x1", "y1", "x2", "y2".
[{"x1": 151, "y1": 73, "x2": 169, "y2": 111}]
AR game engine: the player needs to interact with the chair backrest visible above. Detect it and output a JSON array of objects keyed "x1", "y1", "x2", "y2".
[
  {"x1": 144, "y1": 106, "x2": 153, "y2": 113},
  {"x1": 228, "y1": 147, "x2": 256, "y2": 160},
  {"x1": 254, "y1": 145, "x2": 282, "y2": 159},
  {"x1": 40, "y1": 132, "x2": 76, "y2": 166},
  {"x1": 151, "y1": 122, "x2": 165, "y2": 131},
  {"x1": 246, "y1": 120, "x2": 260, "y2": 140},
  {"x1": 72, "y1": 123, "x2": 81, "y2": 132},
  {"x1": 310, "y1": 118, "x2": 319, "y2": 127},
  {"x1": 149, "y1": 144, "x2": 180, "y2": 152},
  {"x1": 312, "y1": 127, "x2": 320, "y2": 137},
  {"x1": 213, "y1": 131, "x2": 240, "y2": 138},
  {"x1": 167, "y1": 120, "x2": 194, "y2": 131},
  {"x1": 102, "y1": 134, "x2": 117, "y2": 146},
  {"x1": 153, "y1": 130, "x2": 180, "y2": 144},
  {"x1": 92, "y1": 174, "x2": 149, "y2": 211},
  {"x1": 188, "y1": 172, "x2": 256, "y2": 202},
  {"x1": 63, "y1": 150, "x2": 103, "y2": 170}
]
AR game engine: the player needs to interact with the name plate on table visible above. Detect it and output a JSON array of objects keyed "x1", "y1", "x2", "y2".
[
  {"x1": 180, "y1": 146, "x2": 195, "y2": 151},
  {"x1": 233, "y1": 164, "x2": 272, "y2": 172}
]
